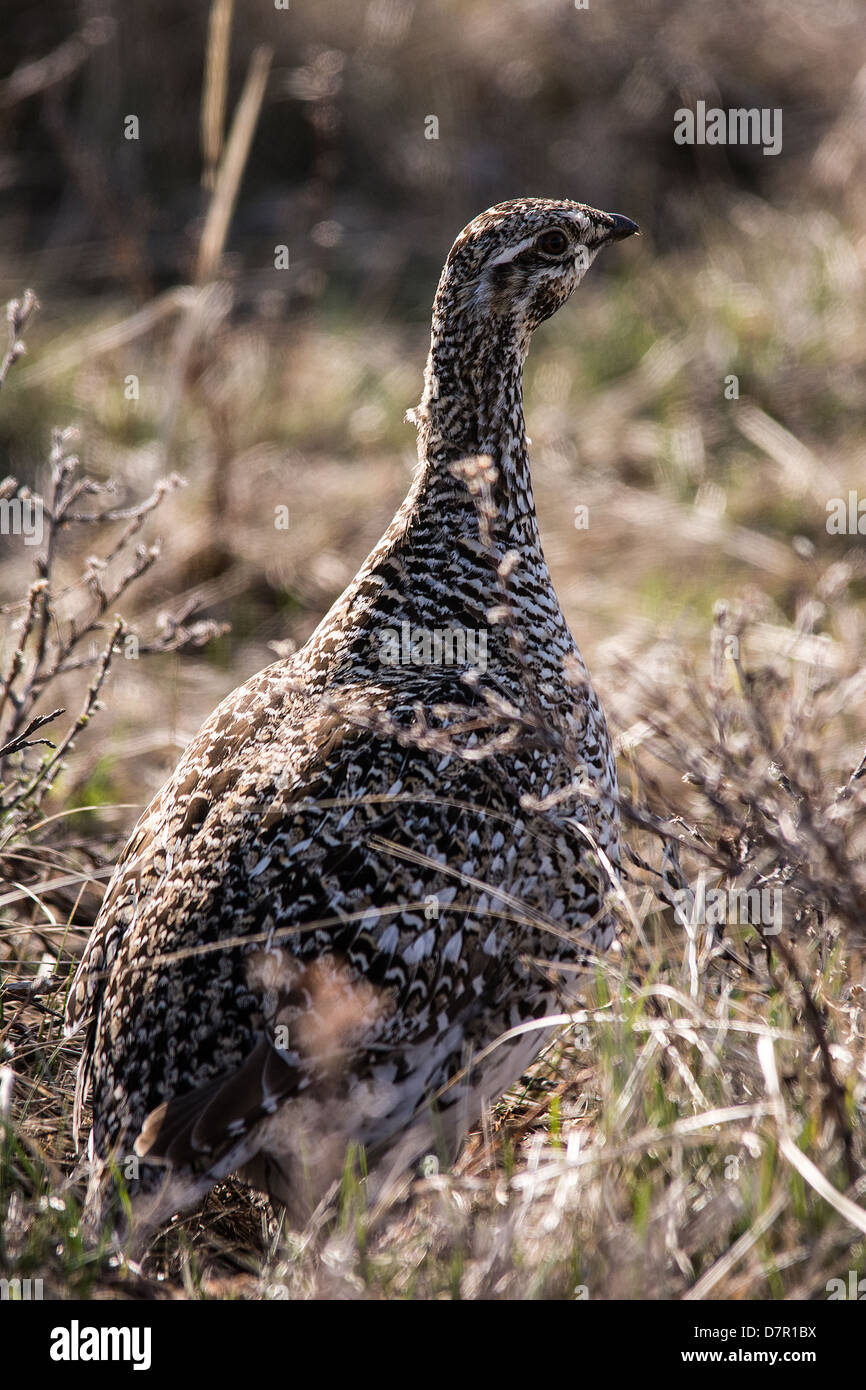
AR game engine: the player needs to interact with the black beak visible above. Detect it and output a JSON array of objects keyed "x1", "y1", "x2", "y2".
[{"x1": 602, "y1": 213, "x2": 640, "y2": 244}]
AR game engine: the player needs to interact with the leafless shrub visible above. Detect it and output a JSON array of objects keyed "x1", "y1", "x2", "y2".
[{"x1": 0, "y1": 297, "x2": 227, "y2": 840}]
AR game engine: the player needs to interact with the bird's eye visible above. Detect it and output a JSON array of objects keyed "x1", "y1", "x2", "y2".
[{"x1": 536, "y1": 228, "x2": 569, "y2": 257}]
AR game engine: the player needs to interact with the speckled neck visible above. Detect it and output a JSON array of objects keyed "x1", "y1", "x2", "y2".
[{"x1": 413, "y1": 305, "x2": 539, "y2": 540}]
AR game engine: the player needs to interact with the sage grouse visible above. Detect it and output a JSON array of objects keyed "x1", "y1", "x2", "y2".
[{"x1": 66, "y1": 197, "x2": 638, "y2": 1230}]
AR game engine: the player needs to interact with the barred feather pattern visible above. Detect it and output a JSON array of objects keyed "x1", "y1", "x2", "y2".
[{"x1": 65, "y1": 197, "x2": 636, "y2": 1226}]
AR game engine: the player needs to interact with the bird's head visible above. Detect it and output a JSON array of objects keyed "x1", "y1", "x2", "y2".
[
  {"x1": 434, "y1": 197, "x2": 639, "y2": 344},
  {"x1": 417, "y1": 197, "x2": 639, "y2": 470}
]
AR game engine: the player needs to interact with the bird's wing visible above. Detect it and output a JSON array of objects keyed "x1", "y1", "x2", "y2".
[
  {"x1": 64, "y1": 655, "x2": 311, "y2": 1039},
  {"x1": 67, "y1": 660, "x2": 608, "y2": 1168}
]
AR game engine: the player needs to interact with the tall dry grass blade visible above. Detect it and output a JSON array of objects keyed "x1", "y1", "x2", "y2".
[
  {"x1": 201, "y1": 0, "x2": 235, "y2": 193},
  {"x1": 195, "y1": 44, "x2": 272, "y2": 284}
]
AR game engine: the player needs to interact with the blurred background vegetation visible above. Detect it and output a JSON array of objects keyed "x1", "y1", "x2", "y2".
[
  {"x1": 2, "y1": 0, "x2": 864, "y2": 817},
  {"x1": 1, "y1": 0, "x2": 865, "y2": 1299}
]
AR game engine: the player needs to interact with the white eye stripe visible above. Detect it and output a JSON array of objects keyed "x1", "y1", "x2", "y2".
[
  {"x1": 484, "y1": 228, "x2": 592, "y2": 273},
  {"x1": 483, "y1": 236, "x2": 540, "y2": 269}
]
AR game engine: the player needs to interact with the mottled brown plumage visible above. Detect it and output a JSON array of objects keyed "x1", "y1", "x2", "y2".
[{"x1": 66, "y1": 197, "x2": 638, "y2": 1229}]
